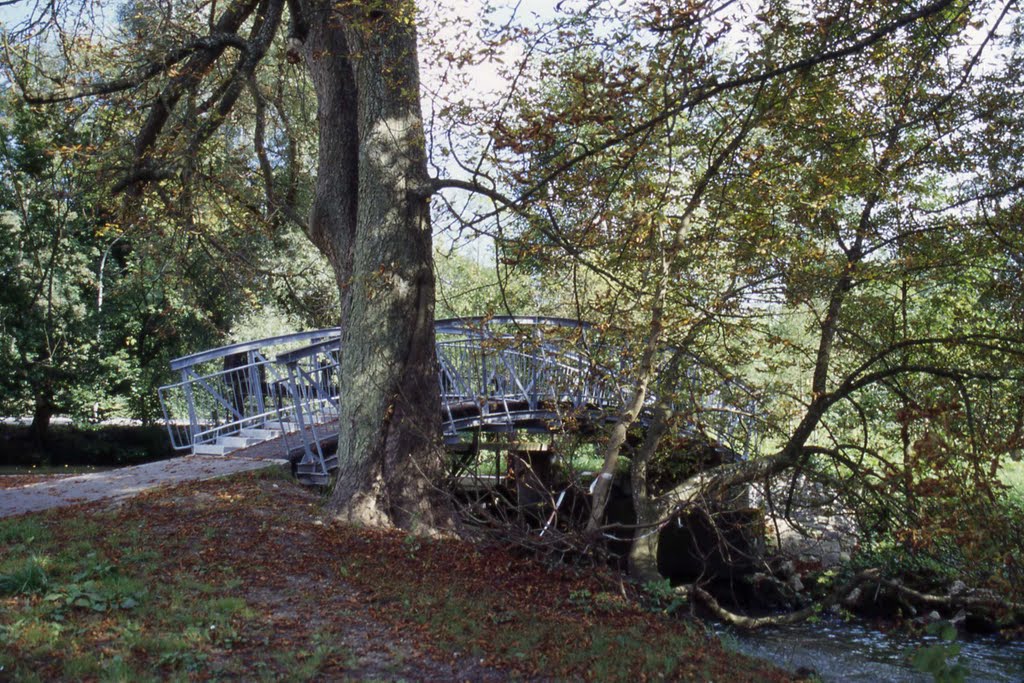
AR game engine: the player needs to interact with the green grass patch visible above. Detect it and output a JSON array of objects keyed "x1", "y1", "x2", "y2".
[{"x1": 0, "y1": 517, "x2": 49, "y2": 547}]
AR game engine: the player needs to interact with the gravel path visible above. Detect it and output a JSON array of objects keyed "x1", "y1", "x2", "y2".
[{"x1": 0, "y1": 453, "x2": 288, "y2": 518}]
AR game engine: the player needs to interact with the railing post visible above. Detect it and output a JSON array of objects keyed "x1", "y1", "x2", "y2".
[
  {"x1": 287, "y1": 361, "x2": 315, "y2": 465},
  {"x1": 479, "y1": 332, "x2": 489, "y2": 421},
  {"x1": 247, "y1": 349, "x2": 266, "y2": 418},
  {"x1": 182, "y1": 368, "x2": 200, "y2": 448}
]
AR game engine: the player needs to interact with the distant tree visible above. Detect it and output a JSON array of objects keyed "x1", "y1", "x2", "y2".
[
  {"x1": 0, "y1": 92, "x2": 104, "y2": 441},
  {"x1": 0, "y1": 86, "x2": 280, "y2": 431}
]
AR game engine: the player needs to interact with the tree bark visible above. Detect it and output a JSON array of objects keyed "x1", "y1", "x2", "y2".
[
  {"x1": 30, "y1": 395, "x2": 54, "y2": 447},
  {"x1": 300, "y1": 0, "x2": 449, "y2": 531}
]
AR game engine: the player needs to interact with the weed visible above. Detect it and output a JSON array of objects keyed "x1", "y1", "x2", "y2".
[
  {"x1": 642, "y1": 578, "x2": 687, "y2": 614},
  {"x1": 98, "y1": 654, "x2": 142, "y2": 683},
  {"x1": 0, "y1": 556, "x2": 50, "y2": 596},
  {"x1": 402, "y1": 533, "x2": 422, "y2": 558},
  {"x1": 41, "y1": 560, "x2": 146, "y2": 614},
  {"x1": 207, "y1": 595, "x2": 250, "y2": 620},
  {"x1": 63, "y1": 654, "x2": 103, "y2": 679},
  {"x1": 44, "y1": 582, "x2": 143, "y2": 612},
  {"x1": 716, "y1": 626, "x2": 746, "y2": 655},
  {"x1": 4, "y1": 617, "x2": 64, "y2": 654},
  {"x1": 567, "y1": 588, "x2": 592, "y2": 612},
  {"x1": 157, "y1": 648, "x2": 208, "y2": 673}
]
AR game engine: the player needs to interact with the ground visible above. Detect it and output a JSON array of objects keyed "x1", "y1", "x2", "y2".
[{"x1": 0, "y1": 469, "x2": 797, "y2": 681}]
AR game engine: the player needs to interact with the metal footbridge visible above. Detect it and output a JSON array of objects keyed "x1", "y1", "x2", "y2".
[{"x1": 159, "y1": 317, "x2": 759, "y2": 484}]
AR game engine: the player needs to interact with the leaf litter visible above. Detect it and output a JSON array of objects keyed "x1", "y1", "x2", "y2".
[{"x1": 0, "y1": 469, "x2": 798, "y2": 681}]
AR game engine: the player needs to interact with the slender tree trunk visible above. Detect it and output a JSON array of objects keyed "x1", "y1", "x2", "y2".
[{"x1": 301, "y1": 0, "x2": 449, "y2": 531}]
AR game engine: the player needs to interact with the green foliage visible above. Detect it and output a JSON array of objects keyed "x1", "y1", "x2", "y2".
[
  {"x1": 641, "y1": 579, "x2": 686, "y2": 615},
  {"x1": 402, "y1": 533, "x2": 423, "y2": 558},
  {"x1": 1001, "y1": 460, "x2": 1024, "y2": 509},
  {"x1": 0, "y1": 92, "x2": 106, "y2": 426},
  {"x1": 486, "y1": 0, "x2": 1024, "y2": 594},
  {"x1": 0, "y1": 23, "x2": 329, "y2": 429},
  {"x1": 910, "y1": 621, "x2": 969, "y2": 683},
  {"x1": 565, "y1": 589, "x2": 626, "y2": 614},
  {"x1": 434, "y1": 244, "x2": 554, "y2": 318}
]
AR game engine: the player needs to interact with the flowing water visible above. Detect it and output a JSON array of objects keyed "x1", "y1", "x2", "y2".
[{"x1": 721, "y1": 616, "x2": 1024, "y2": 682}]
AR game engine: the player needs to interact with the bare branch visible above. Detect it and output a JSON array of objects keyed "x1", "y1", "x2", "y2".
[{"x1": 17, "y1": 33, "x2": 249, "y2": 104}]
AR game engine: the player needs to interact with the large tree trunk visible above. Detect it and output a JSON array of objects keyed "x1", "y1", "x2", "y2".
[
  {"x1": 30, "y1": 394, "x2": 54, "y2": 447},
  {"x1": 301, "y1": 0, "x2": 449, "y2": 531}
]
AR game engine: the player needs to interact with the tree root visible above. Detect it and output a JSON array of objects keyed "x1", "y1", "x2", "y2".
[
  {"x1": 870, "y1": 576, "x2": 1024, "y2": 613},
  {"x1": 688, "y1": 569, "x2": 882, "y2": 630},
  {"x1": 688, "y1": 568, "x2": 1024, "y2": 630}
]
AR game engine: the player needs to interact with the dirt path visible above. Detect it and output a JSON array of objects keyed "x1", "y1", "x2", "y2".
[{"x1": 0, "y1": 453, "x2": 287, "y2": 517}]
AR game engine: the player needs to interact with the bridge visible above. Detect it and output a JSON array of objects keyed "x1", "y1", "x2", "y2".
[{"x1": 158, "y1": 317, "x2": 759, "y2": 485}]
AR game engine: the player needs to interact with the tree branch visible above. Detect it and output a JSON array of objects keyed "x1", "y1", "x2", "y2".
[
  {"x1": 514, "y1": 0, "x2": 958, "y2": 206},
  {"x1": 17, "y1": 33, "x2": 250, "y2": 104}
]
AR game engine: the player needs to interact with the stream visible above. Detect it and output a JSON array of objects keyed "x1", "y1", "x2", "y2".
[{"x1": 721, "y1": 616, "x2": 1024, "y2": 681}]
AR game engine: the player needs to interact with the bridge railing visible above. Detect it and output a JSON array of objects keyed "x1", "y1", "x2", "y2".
[
  {"x1": 677, "y1": 361, "x2": 762, "y2": 459},
  {"x1": 435, "y1": 317, "x2": 623, "y2": 435},
  {"x1": 158, "y1": 328, "x2": 340, "y2": 450},
  {"x1": 159, "y1": 317, "x2": 761, "y2": 461},
  {"x1": 274, "y1": 337, "x2": 342, "y2": 481}
]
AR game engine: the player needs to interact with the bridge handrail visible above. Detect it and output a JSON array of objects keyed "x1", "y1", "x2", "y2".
[
  {"x1": 435, "y1": 316, "x2": 593, "y2": 334},
  {"x1": 275, "y1": 336, "x2": 341, "y2": 365},
  {"x1": 169, "y1": 328, "x2": 341, "y2": 371}
]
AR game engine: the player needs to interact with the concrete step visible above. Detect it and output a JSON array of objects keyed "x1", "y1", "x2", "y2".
[
  {"x1": 239, "y1": 428, "x2": 281, "y2": 440},
  {"x1": 296, "y1": 472, "x2": 331, "y2": 486},
  {"x1": 295, "y1": 453, "x2": 339, "y2": 473},
  {"x1": 218, "y1": 436, "x2": 262, "y2": 448},
  {"x1": 193, "y1": 443, "x2": 234, "y2": 456}
]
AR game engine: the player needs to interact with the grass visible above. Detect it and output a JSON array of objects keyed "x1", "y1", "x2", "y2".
[
  {"x1": 0, "y1": 469, "x2": 795, "y2": 682},
  {"x1": 0, "y1": 557, "x2": 50, "y2": 596}
]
